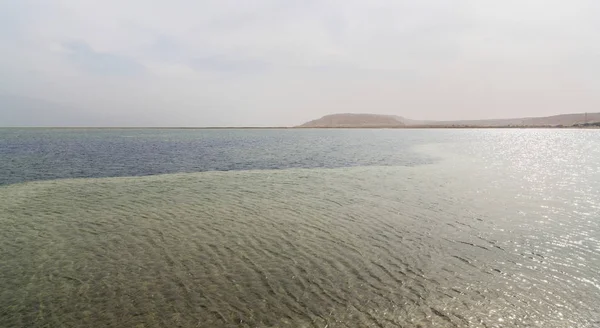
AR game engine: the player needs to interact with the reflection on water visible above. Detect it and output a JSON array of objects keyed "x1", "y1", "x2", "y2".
[{"x1": 1, "y1": 129, "x2": 599, "y2": 327}]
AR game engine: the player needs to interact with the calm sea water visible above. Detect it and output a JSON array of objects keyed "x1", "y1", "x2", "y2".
[
  {"x1": 1, "y1": 128, "x2": 599, "y2": 327},
  {"x1": 0, "y1": 129, "x2": 434, "y2": 186}
]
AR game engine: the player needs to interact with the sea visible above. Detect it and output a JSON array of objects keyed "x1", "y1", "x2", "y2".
[{"x1": 1, "y1": 128, "x2": 599, "y2": 328}]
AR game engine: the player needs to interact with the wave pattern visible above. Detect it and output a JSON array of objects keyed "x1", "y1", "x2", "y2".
[
  {"x1": 2, "y1": 156, "x2": 600, "y2": 327},
  {"x1": 0, "y1": 128, "x2": 435, "y2": 185}
]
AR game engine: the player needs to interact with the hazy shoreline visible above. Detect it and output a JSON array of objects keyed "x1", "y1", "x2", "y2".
[
  {"x1": 2, "y1": 112, "x2": 599, "y2": 129},
  {"x1": 1, "y1": 125, "x2": 599, "y2": 129}
]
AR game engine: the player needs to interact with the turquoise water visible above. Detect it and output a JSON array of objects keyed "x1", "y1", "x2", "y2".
[{"x1": 1, "y1": 129, "x2": 599, "y2": 327}]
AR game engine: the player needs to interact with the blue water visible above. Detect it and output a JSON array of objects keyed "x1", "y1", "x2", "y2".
[{"x1": 0, "y1": 128, "x2": 435, "y2": 185}]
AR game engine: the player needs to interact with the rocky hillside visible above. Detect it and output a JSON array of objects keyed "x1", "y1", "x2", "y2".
[{"x1": 298, "y1": 114, "x2": 405, "y2": 128}]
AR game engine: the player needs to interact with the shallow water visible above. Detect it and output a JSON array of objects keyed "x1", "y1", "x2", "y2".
[{"x1": 1, "y1": 129, "x2": 599, "y2": 327}]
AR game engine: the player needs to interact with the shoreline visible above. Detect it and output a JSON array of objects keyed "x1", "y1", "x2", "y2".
[{"x1": 1, "y1": 125, "x2": 599, "y2": 129}]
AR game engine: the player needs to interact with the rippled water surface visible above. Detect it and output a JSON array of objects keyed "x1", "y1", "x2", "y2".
[{"x1": 1, "y1": 129, "x2": 599, "y2": 327}]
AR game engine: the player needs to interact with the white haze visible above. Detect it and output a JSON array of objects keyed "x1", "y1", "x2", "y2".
[{"x1": 1, "y1": 0, "x2": 599, "y2": 126}]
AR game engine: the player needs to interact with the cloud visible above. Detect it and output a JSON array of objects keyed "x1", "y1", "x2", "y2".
[
  {"x1": 62, "y1": 41, "x2": 144, "y2": 76},
  {"x1": 144, "y1": 35, "x2": 270, "y2": 74},
  {"x1": 0, "y1": 0, "x2": 599, "y2": 126},
  {"x1": 146, "y1": 35, "x2": 182, "y2": 62},
  {"x1": 190, "y1": 55, "x2": 270, "y2": 74}
]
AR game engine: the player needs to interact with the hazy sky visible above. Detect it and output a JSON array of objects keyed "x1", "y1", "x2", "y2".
[{"x1": 1, "y1": 0, "x2": 599, "y2": 126}]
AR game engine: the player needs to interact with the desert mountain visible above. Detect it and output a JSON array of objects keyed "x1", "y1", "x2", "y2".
[
  {"x1": 299, "y1": 114, "x2": 405, "y2": 128},
  {"x1": 298, "y1": 112, "x2": 600, "y2": 128}
]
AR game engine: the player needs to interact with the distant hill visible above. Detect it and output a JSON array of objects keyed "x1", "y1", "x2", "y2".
[
  {"x1": 421, "y1": 113, "x2": 600, "y2": 127},
  {"x1": 298, "y1": 114, "x2": 405, "y2": 128},
  {"x1": 298, "y1": 112, "x2": 600, "y2": 128}
]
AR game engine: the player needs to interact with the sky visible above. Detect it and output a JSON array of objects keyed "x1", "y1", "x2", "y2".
[{"x1": 1, "y1": 0, "x2": 599, "y2": 126}]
